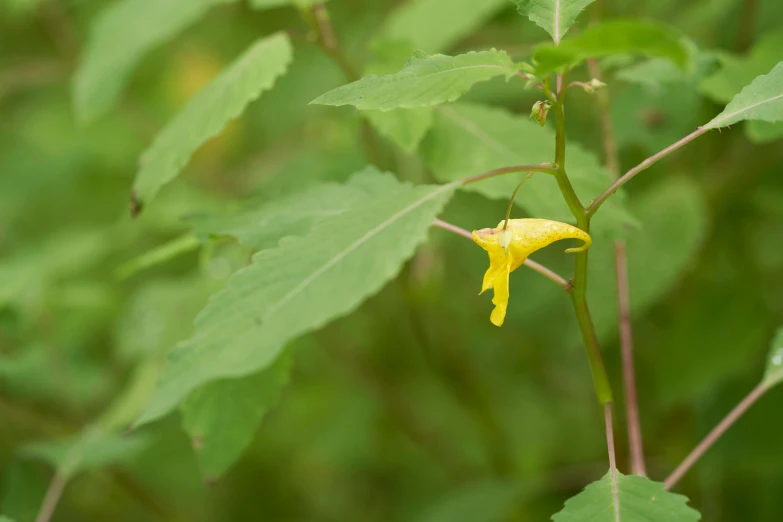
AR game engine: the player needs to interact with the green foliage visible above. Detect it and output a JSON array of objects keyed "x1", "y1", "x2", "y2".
[
  {"x1": 132, "y1": 32, "x2": 292, "y2": 210},
  {"x1": 21, "y1": 430, "x2": 149, "y2": 480},
  {"x1": 511, "y1": 0, "x2": 595, "y2": 43},
  {"x1": 552, "y1": 471, "x2": 701, "y2": 521},
  {"x1": 311, "y1": 50, "x2": 517, "y2": 110},
  {"x1": 136, "y1": 169, "x2": 456, "y2": 426},
  {"x1": 380, "y1": 0, "x2": 509, "y2": 52},
  {"x1": 533, "y1": 20, "x2": 690, "y2": 74},
  {"x1": 414, "y1": 480, "x2": 524, "y2": 522},
  {"x1": 180, "y1": 355, "x2": 291, "y2": 479},
  {"x1": 763, "y1": 327, "x2": 783, "y2": 388},
  {"x1": 705, "y1": 61, "x2": 783, "y2": 129},
  {"x1": 74, "y1": 0, "x2": 238, "y2": 123},
  {"x1": 419, "y1": 103, "x2": 635, "y2": 235}
]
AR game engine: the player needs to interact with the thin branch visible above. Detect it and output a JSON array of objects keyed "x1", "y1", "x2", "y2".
[
  {"x1": 587, "y1": 127, "x2": 709, "y2": 215},
  {"x1": 35, "y1": 472, "x2": 67, "y2": 522},
  {"x1": 311, "y1": 4, "x2": 358, "y2": 81},
  {"x1": 460, "y1": 164, "x2": 557, "y2": 185},
  {"x1": 664, "y1": 382, "x2": 768, "y2": 490},
  {"x1": 605, "y1": 405, "x2": 620, "y2": 522},
  {"x1": 587, "y1": 56, "x2": 647, "y2": 476},
  {"x1": 433, "y1": 220, "x2": 571, "y2": 290},
  {"x1": 615, "y1": 242, "x2": 646, "y2": 475}
]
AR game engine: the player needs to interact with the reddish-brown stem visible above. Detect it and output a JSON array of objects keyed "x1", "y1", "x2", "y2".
[
  {"x1": 605, "y1": 404, "x2": 620, "y2": 522},
  {"x1": 587, "y1": 56, "x2": 647, "y2": 476},
  {"x1": 615, "y1": 242, "x2": 646, "y2": 475},
  {"x1": 433, "y1": 219, "x2": 571, "y2": 290},
  {"x1": 460, "y1": 164, "x2": 557, "y2": 185},
  {"x1": 587, "y1": 127, "x2": 709, "y2": 215},
  {"x1": 664, "y1": 383, "x2": 768, "y2": 490},
  {"x1": 35, "y1": 472, "x2": 67, "y2": 522}
]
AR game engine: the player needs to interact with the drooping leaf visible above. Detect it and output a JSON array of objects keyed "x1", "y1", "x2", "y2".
[
  {"x1": 134, "y1": 169, "x2": 457, "y2": 426},
  {"x1": 190, "y1": 166, "x2": 400, "y2": 250},
  {"x1": 73, "y1": 0, "x2": 238, "y2": 123},
  {"x1": 21, "y1": 429, "x2": 149, "y2": 480},
  {"x1": 419, "y1": 103, "x2": 636, "y2": 236},
  {"x1": 551, "y1": 471, "x2": 701, "y2": 521},
  {"x1": 132, "y1": 32, "x2": 293, "y2": 211},
  {"x1": 704, "y1": 61, "x2": 783, "y2": 130},
  {"x1": 511, "y1": 0, "x2": 595, "y2": 44},
  {"x1": 762, "y1": 327, "x2": 783, "y2": 389},
  {"x1": 533, "y1": 20, "x2": 690, "y2": 74},
  {"x1": 180, "y1": 355, "x2": 291, "y2": 479},
  {"x1": 310, "y1": 50, "x2": 518, "y2": 111},
  {"x1": 380, "y1": 0, "x2": 509, "y2": 52}
]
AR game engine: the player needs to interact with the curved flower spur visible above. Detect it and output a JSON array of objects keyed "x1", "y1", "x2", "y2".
[{"x1": 472, "y1": 219, "x2": 591, "y2": 326}]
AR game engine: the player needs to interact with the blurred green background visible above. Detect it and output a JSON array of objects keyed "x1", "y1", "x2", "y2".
[{"x1": 1, "y1": 0, "x2": 783, "y2": 520}]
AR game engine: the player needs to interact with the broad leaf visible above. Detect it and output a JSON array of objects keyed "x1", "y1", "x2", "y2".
[
  {"x1": 419, "y1": 103, "x2": 635, "y2": 236},
  {"x1": 533, "y1": 20, "x2": 690, "y2": 74},
  {"x1": 132, "y1": 32, "x2": 293, "y2": 211},
  {"x1": 362, "y1": 40, "x2": 435, "y2": 152},
  {"x1": 181, "y1": 355, "x2": 291, "y2": 479},
  {"x1": 762, "y1": 327, "x2": 783, "y2": 388},
  {"x1": 74, "y1": 0, "x2": 238, "y2": 123},
  {"x1": 552, "y1": 471, "x2": 701, "y2": 521},
  {"x1": 512, "y1": 0, "x2": 594, "y2": 43},
  {"x1": 21, "y1": 429, "x2": 149, "y2": 480},
  {"x1": 311, "y1": 50, "x2": 517, "y2": 111},
  {"x1": 191, "y1": 166, "x2": 400, "y2": 250},
  {"x1": 380, "y1": 0, "x2": 508, "y2": 52},
  {"x1": 704, "y1": 61, "x2": 783, "y2": 130},
  {"x1": 135, "y1": 169, "x2": 456, "y2": 426}
]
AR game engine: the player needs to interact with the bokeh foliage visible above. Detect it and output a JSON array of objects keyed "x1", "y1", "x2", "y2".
[{"x1": 1, "y1": 0, "x2": 783, "y2": 520}]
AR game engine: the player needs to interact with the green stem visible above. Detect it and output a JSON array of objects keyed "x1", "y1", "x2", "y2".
[{"x1": 549, "y1": 75, "x2": 614, "y2": 405}]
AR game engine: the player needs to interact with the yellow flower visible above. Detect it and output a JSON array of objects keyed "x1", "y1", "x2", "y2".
[{"x1": 472, "y1": 219, "x2": 591, "y2": 327}]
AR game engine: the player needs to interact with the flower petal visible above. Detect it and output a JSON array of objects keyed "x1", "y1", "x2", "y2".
[{"x1": 489, "y1": 261, "x2": 510, "y2": 327}]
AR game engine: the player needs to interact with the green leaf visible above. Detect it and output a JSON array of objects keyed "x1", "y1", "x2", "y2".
[
  {"x1": 533, "y1": 20, "x2": 690, "y2": 74},
  {"x1": 359, "y1": 40, "x2": 435, "y2": 152},
  {"x1": 380, "y1": 0, "x2": 509, "y2": 52},
  {"x1": 73, "y1": 0, "x2": 238, "y2": 123},
  {"x1": 704, "y1": 61, "x2": 783, "y2": 130},
  {"x1": 762, "y1": 327, "x2": 783, "y2": 388},
  {"x1": 190, "y1": 167, "x2": 401, "y2": 250},
  {"x1": 311, "y1": 50, "x2": 517, "y2": 111},
  {"x1": 364, "y1": 108, "x2": 435, "y2": 153},
  {"x1": 552, "y1": 471, "x2": 701, "y2": 521},
  {"x1": 134, "y1": 169, "x2": 457, "y2": 426},
  {"x1": 699, "y1": 31, "x2": 783, "y2": 104},
  {"x1": 132, "y1": 32, "x2": 293, "y2": 211},
  {"x1": 419, "y1": 103, "x2": 635, "y2": 236},
  {"x1": 180, "y1": 355, "x2": 291, "y2": 479},
  {"x1": 21, "y1": 429, "x2": 149, "y2": 480},
  {"x1": 511, "y1": 0, "x2": 595, "y2": 43}
]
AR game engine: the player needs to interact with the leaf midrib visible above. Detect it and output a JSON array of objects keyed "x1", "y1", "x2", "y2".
[
  {"x1": 710, "y1": 91, "x2": 783, "y2": 127},
  {"x1": 261, "y1": 182, "x2": 457, "y2": 321}
]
